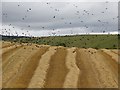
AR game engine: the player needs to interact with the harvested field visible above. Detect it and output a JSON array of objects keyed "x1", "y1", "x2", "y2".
[{"x1": 1, "y1": 42, "x2": 119, "y2": 88}]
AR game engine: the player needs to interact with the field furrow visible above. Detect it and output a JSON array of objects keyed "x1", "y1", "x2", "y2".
[
  {"x1": 2, "y1": 42, "x2": 119, "y2": 88},
  {"x1": 2, "y1": 43, "x2": 14, "y2": 48},
  {"x1": 111, "y1": 50, "x2": 120, "y2": 55},
  {"x1": 63, "y1": 47, "x2": 80, "y2": 88},
  {"x1": 2, "y1": 46, "x2": 39, "y2": 88},
  {"x1": 99, "y1": 50, "x2": 118, "y2": 83},
  {"x1": 2, "y1": 46, "x2": 23, "y2": 69},
  {"x1": 89, "y1": 48, "x2": 118, "y2": 88},
  {"x1": 3, "y1": 46, "x2": 49, "y2": 88},
  {"x1": 28, "y1": 47, "x2": 56, "y2": 88},
  {"x1": 76, "y1": 49, "x2": 101, "y2": 88},
  {"x1": 44, "y1": 47, "x2": 68, "y2": 88},
  {"x1": 2, "y1": 42, "x2": 14, "y2": 48},
  {"x1": 101, "y1": 49, "x2": 119, "y2": 63},
  {"x1": 2, "y1": 44, "x2": 22, "y2": 54}
]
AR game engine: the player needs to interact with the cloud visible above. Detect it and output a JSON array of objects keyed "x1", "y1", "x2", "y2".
[
  {"x1": 2, "y1": 2, "x2": 118, "y2": 36},
  {"x1": 1, "y1": 0, "x2": 119, "y2": 2}
]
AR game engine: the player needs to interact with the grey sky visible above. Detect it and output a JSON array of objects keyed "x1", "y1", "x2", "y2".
[{"x1": 2, "y1": 2, "x2": 118, "y2": 36}]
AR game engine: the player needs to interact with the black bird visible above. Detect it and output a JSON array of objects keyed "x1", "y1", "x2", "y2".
[
  {"x1": 75, "y1": 6, "x2": 78, "y2": 8},
  {"x1": 103, "y1": 31, "x2": 105, "y2": 33},
  {"x1": 29, "y1": 8, "x2": 31, "y2": 10},
  {"x1": 77, "y1": 11, "x2": 79, "y2": 13},
  {"x1": 105, "y1": 1, "x2": 109, "y2": 3},
  {"x1": 55, "y1": 9, "x2": 57, "y2": 11},
  {"x1": 98, "y1": 20, "x2": 101, "y2": 22},
  {"x1": 61, "y1": 18, "x2": 64, "y2": 20},
  {"x1": 53, "y1": 16, "x2": 55, "y2": 18},
  {"x1": 85, "y1": 25, "x2": 88, "y2": 28},
  {"x1": 3, "y1": 13, "x2": 5, "y2": 15},
  {"x1": 22, "y1": 18, "x2": 25, "y2": 20}
]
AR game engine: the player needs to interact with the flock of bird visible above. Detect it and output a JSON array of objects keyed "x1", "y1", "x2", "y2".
[{"x1": 2, "y1": 1, "x2": 119, "y2": 37}]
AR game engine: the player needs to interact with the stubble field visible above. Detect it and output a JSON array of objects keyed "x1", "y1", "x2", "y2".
[{"x1": 1, "y1": 41, "x2": 119, "y2": 88}]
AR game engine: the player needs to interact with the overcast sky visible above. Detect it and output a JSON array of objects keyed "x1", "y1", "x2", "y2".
[{"x1": 1, "y1": 1, "x2": 118, "y2": 37}]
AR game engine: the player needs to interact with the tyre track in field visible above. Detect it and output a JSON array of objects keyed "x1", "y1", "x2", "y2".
[
  {"x1": 44, "y1": 47, "x2": 68, "y2": 88},
  {"x1": 63, "y1": 47, "x2": 80, "y2": 88},
  {"x1": 2, "y1": 44, "x2": 22, "y2": 55},
  {"x1": 89, "y1": 48, "x2": 118, "y2": 88},
  {"x1": 98, "y1": 50, "x2": 118, "y2": 84},
  {"x1": 101, "y1": 49, "x2": 118, "y2": 63},
  {"x1": 28, "y1": 47, "x2": 57, "y2": 88},
  {"x1": 111, "y1": 50, "x2": 120, "y2": 55},
  {"x1": 2, "y1": 43, "x2": 14, "y2": 48},
  {"x1": 76, "y1": 49, "x2": 101, "y2": 88},
  {"x1": 2, "y1": 45, "x2": 23, "y2": 68},
  {"x1": 4, "y1": 46, "x2": 49, "y2": 88},
  {"x1": 2, "y1": 46, "x2": 39, "y2": 88}
]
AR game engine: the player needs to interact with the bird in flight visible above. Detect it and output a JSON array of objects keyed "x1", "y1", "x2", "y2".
[{"x1": 53, "y1": 16, "x2": 56, "y2": 18}]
